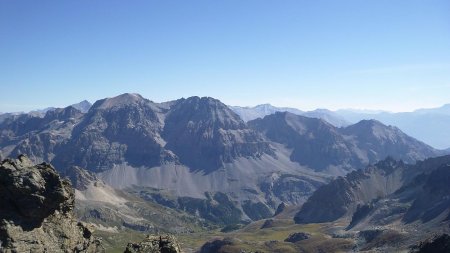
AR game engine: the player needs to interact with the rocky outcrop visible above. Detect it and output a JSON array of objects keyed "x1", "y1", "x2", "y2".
[
  {"x1": 260, "y1": 219, "x2": 275, "y2": 229},
  {"x1": 273, "y1": 202, "x2": 286, "y2": 216},
  {"x1": 284, "y1": 232, "x2": 310, "y2": 243},
  {"x1": 124, "y1": 235, "x2": 181, "y2": 253},
  {"x1": 0, "y1": 155, "x2": 104, "y2": 252}
]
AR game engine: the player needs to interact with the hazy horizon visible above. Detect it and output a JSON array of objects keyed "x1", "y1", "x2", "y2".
[{"x1": 1, "y1": 92, "x2": 449, "y2": 115}]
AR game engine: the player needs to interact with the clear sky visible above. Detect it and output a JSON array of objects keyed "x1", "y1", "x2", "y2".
[{"x1": 1, "y1": 0, "x2": 449, "y2": 113}]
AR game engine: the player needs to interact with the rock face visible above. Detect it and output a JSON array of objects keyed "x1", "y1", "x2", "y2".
[
  {"x1": 163, "y1": 97, "x2": 273, "y2": 172},
  {"x1": 124, "y1": 235, "x2": 181, "y2": 253},
  {"x1": 0, "y1": 155, "x2": 104, "y2": 252}
]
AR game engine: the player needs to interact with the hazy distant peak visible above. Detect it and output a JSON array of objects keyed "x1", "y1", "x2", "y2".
[
  {"x1": 71, "y1": 100, "x2": 91, "y2": 113},
  {"x1": 413, "y1": 103, "x2": 450, "y2": 115},
  {"x1": 342, "y1": 119, "x2": 399, "y2": 140},
  {"x1": 283, "y1": 111, "x2": 333, "y2": 125}
]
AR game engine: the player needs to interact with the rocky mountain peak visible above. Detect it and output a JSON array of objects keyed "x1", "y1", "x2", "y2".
[
  {"x1": 72, "y1": 100, "x2": 92, "y2": 113},
  {"x1": 168, "y1": 96, "x2": 246, "y2": 130},
  {"x1": 342, "y1": 119, "x2": 395, "y2": 138},
  {"x1": 163, "y1": 96, "x2": 273, "y2": 171},
  {"x1": 93, "y1": 93, "x2": 147, "y2": 110},
  {"x1": 0, "y1": 155, "x2": 104, "y2": 252}
]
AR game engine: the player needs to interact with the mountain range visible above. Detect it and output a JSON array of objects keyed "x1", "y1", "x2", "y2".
[
  {"x1": 0, "y1": 93, "x2": 445, "y2": 226},
  {"x1": 1, "y1": 93, "x2": 449, "y2": 252}
]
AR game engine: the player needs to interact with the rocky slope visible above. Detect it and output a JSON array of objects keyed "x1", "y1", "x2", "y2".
[
  {"x1": 294, "y1": 157, "x2": 411, "y2": 223},
  {"x1": 0, "y1": 155, "x2": 104, "y2": 252},
  {"x1": 61, "y1": 165, "x2": 209, "y2": 234},
  {"x1": 294, "y1": 155, "x2": 450, "y2": 241},
  {"x1": 249, "y1": 112, "x2": 440, "y2": 174},
  {"x1": 347, "y1": 159, "x2": 450, "y2": 230}
]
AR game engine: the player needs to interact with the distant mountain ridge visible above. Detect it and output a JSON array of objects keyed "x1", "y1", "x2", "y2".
[
  {"x1": 336, "y1": 105, "x2": 450, "y2": 149},
  {"x1": 230, "y1": 104, "x2": 349, "y2": 127},
  {"x1": 230, "y1": 103, "x2": 450, "y2": 149}
]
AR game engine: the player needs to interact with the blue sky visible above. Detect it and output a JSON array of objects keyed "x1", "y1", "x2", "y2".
[{"x1": 1, "y1": 0, "x2": 449, "y2": 112}]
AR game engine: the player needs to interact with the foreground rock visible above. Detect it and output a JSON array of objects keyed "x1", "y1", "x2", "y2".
[
  {"x1": 124, "y1": 235, "x2": 181, "y2": 253},
  {"x1": 0, "y1": 155, "x2": 104, "y2": 252}
]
